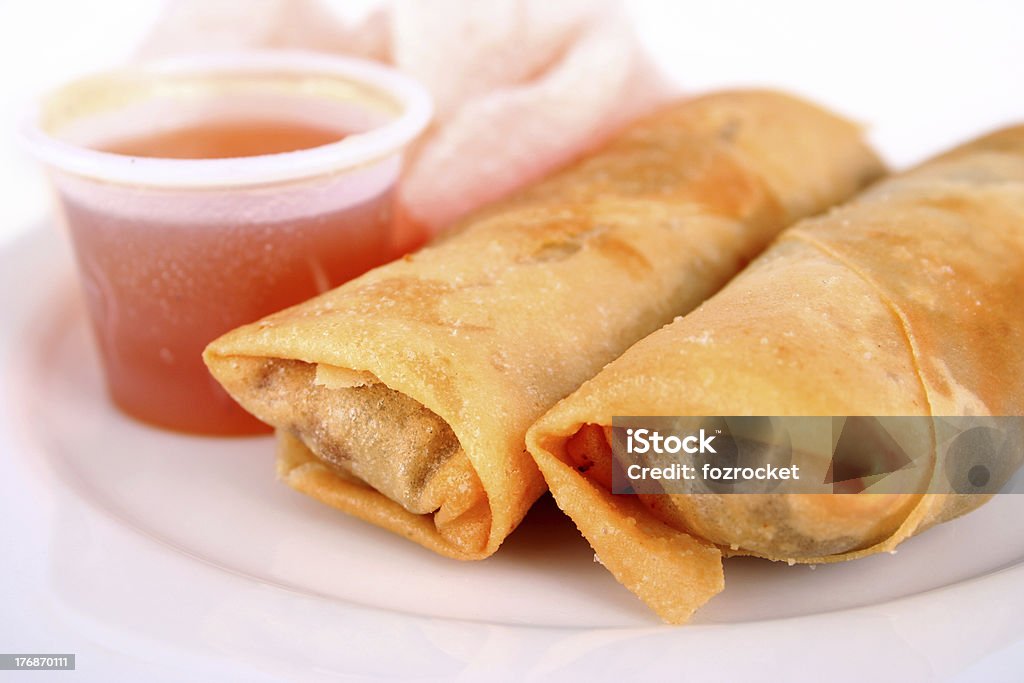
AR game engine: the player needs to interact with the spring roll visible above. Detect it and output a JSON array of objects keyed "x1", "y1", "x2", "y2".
[
  {"x1": 526, "y1": 126, "x2": 1024, "y2": 622},
  {"x1": 204, "y1": 90, "x2": 883, "y2": 559}
]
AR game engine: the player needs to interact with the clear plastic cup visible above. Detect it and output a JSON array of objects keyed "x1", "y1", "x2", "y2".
[{"x1": 23, "y1": 51, "x2": 432, "y2": 435}]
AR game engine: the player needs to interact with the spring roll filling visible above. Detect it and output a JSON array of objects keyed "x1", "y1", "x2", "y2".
[
  {"x1": 247, "y1": 358, "x2": 469, "y2": 515},
  {"x1": 563, "y1": 423, "x2": 915, "y2": 558}
]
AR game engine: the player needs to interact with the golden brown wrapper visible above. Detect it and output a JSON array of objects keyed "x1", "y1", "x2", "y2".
[
  {"x1": 526, "y1": 126, "x2": 1024, "y2": 622},
  {"x1": 204, "y1": 90, "x2": 883, "y2": 560}
]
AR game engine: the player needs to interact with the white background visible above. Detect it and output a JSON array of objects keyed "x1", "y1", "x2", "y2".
[
  {"x1": 1, "y1": 2, "x2": 1022, "y2": 681},
  {"x1": 2, "y1": 0, "x2": 1023, "y2": 246}
]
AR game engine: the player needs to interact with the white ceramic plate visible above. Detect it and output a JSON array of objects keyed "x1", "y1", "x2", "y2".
[{"x1": 3, "y1": 227, "x2": 1024, "y2": 682}]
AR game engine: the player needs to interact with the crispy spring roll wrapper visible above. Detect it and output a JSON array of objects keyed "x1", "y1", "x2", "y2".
[
  {"x1": 526, "y1": 126, "x2": 1024, "y2": 622},
  {"x1": 204, "y1": 90, "x2": 884, "y2": 560}
]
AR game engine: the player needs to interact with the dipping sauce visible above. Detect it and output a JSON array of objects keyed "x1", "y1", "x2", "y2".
[
  {"x1": 100, "y1": 119, "x2": 347, "y2": 159},
  {"x1": 60, "y1": 120, "x2": 396, "y2": 435},
  {"x1": 26, "y1": 53, "x2": 431, "y2": 435}
]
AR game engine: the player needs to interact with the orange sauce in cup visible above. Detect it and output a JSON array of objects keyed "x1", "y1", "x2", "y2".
[
  {"x1": 61, "y1": 120, "x2": 397, "y2": 435},
  {"x1": 101, "y1": 120, "x2": 347, "y2": 159}
]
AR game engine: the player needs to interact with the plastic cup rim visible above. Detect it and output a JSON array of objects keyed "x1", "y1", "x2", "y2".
[{"x1": 20, "y1": 50, "x2": 434, "y2": 189}]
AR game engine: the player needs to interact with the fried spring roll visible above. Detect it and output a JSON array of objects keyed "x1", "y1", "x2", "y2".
[
  {"x1": 526, "y1": 127, "x2": 1024, "y2": 622},
  {"x1": 204, "y1": 90, "x2": 883, "y2": 559}
]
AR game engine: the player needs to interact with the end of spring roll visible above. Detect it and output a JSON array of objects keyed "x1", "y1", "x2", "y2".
[
  {"x1": 526, "y1": 125, "x2": 1024, "y2": 623},
  {"x1": 204, "y1": 90, "x2": 883, "y2": 560}
]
